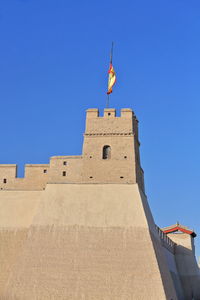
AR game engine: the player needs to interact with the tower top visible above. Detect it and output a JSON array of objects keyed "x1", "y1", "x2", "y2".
[
  {"x1": 85, "y1": 108, "x2": 139, "y2": 138},
  {"x1": 86, "y1": 108, "x2": 137, "y2": 119},
  {"x1": 162, "y1": 224, "x2": 196, "y2": 238}
]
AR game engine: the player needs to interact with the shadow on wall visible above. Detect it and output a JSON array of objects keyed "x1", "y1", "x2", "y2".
[{"x1": 175, "y1": 244, "x2": 200, "y2": 300}]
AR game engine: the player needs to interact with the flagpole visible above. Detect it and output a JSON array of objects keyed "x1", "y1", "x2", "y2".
[
  {"x1": 106, "y1": 94, "x2": 109, "y2": 108},
  {"x1": 106, "y1": 42, "x2": 114, "y2": 108},
  {"x1": 110, "y1": 41, "x2": 114, "y2": 64}
]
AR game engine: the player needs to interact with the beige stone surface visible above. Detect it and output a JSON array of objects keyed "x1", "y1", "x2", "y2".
[
  {"x1": 3, "y1": 183, "x2": 177, "y2": 299},
  {"x1": 0, "y1": 228, "x2": 28, "y2": 295},
  {"x1": 32, "y1": 184, "x2": 153, "y2": 228},
  {"x1": 0, "y1": 191, "x2": 42, "y2": 296},
  {"x1": 3, "y1": 226, "x2": 172, "y2": 300},
  {"x1": 0, "y1": 191, "x2": 42, "y2": 227}
]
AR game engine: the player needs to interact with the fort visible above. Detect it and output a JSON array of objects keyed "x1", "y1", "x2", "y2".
[{"x1": 0, "y1": 108, "x2": 200, "y2": 299}]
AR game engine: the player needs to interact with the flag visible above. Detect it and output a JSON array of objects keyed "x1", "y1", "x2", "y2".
[{"x1": 107, "y1": 63, "x2": 116, "y2": 94}]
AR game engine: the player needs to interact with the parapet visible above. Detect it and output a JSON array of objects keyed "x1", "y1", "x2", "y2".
[
  {"x1": 85, "y1": 108, "x2": 138, "y2": 135},
  {"x1": 0, "y1": 165, "x2": 17, "y2": 178},
  {"x1": 86, "y1": 108, "x2": 136, "y2": 118},
  {"x1": 86, "y1": 108, "x2": 99, "y2": 118},
  {"x1": 0, "y1": 164, "x2": 49, "y2": 190}
]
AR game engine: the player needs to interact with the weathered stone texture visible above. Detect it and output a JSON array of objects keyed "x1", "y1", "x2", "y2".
[{"x1": 4, "y1": 226, "x2": 173, "y2": 300}]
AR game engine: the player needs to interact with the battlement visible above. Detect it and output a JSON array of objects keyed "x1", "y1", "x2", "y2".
[
  {"x1": 0, "y1": 108, "x2": 144, "y2": 191},
  {"x1": 85, "y1": 108, "x2": 138, "y2": 136},
  {"x1": 0, "y1": 164, "x2": 49, "y2": 190},
  {"x1": 0, "y1": 164, "x2": 17, "y2": 178},
  {"x1": 86, "y1": 108, "x2": 136, "y2": 118}
]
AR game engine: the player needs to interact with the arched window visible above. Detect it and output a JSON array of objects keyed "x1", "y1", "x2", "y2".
[{"x1": 102, "y1": 145, "x2": 111, "y2": 159}]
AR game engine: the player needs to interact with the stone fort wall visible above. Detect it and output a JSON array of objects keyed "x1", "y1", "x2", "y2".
[
  {"x1": 0, "y1": 108, "x2": 144, "y2": 191},
  {"x1": 0, "y1": 108, "x2": 199, "y2": 299}
]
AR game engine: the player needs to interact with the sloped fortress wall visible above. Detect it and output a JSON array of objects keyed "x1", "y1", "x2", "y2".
[
  {"x1": 3, "y1": 184, "x2": 178, "y2": 299},
  {"x1": 0, "y1": 108, "x2": 198, "y2": 299},
  {"x1": 168, "y1": 233, "x2": 200, "y2": 300}
]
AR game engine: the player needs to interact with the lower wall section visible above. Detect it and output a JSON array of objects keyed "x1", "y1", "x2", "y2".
[
  {"x1": 0, "y1": 228, "x2": 28, "y2": 295},
  {"x1": 3, "y1": 226, "x2": 175, "y2": 300}
]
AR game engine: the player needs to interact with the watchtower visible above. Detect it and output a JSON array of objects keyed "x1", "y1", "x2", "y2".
[{"x1": 82, "y1": 108, "x2": 144, "y2": 190}]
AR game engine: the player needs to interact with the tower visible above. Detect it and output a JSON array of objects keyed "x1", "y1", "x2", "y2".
[
  {"x1": 163, "y1": 224, "x2": 200, "y2": 299},
  {"x1": 82, "y1": 108, "x2": 144, "y2": 190}
]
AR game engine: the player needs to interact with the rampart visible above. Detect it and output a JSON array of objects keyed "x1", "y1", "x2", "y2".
[{"x1": 0, "y1": 108, "x2": 144, "y2": 191}]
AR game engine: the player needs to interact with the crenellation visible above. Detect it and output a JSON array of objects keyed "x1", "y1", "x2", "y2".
[
  {"x1": 85, "y1": 108, "x2": 135, "y2": 135},
  {"x1": 0, "y1": 164, "x2": 49, "y2": 190},
  {"x1": 121, "y1": 108, "x2": 134, "y2": 118},
  {"x1": 0, "y1": 164, "x2": 17, "y2": 179},
  {"x1": 25, "y1": 164, "x2": 49, "y2": 177},
  {"x1": 103, "y1": 108, "x2": 116, "y2": 117},
  {"x1": 0, "y1": 109, "x2": 144, "y2": 190},
  {"x1": 86, "y1": 108, "x2": 99, "y2": 118}
]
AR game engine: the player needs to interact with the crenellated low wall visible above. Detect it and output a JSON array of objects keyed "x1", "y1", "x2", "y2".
[{"x1": 0, "y1": 164, "x2": 49, "y2": 190}]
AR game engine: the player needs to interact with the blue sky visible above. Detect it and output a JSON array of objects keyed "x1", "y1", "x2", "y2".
[{"x1": 0, "y1": 0, "x2": 200, "y2": 257}]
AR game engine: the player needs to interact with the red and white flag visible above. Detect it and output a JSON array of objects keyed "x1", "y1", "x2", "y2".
[{"x1": 107, "y1": 63, "x2": 116, "y2": 94}]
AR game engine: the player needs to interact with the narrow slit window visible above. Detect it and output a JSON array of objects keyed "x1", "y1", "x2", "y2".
[
  {"x1": 62, "y1": 171, "x2": 66, "y2": 176},
  {"x1": 102, "y1": 145, "x2": 111, "y2": 159},
  {"x1": 3, "y1": 179, "x2": 7, "y2": 183},
  {"x1": 63, "y1": 161, "x2": 67, "y2": 166}
]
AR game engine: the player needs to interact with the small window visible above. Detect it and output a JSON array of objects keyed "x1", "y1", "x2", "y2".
[
  {"x1": 89, "y1": 156, "x2": 92, "y2": 158},
  {"x1": 62, "y1": 171, "x2": 66, "y2": 176},
  {"x1": 43, "y1": 169, "x2": 47, "y2": 173},
  {"x1": 124, "y1": 156, "x2": 127, "y2": 159},
  {"x1": 102, "y1": 145, "x2": 111, "y2": 159},
  {"x1": 89, "y1": 176, "x2": 93, "y2": 178},
  {"x1": 120, "y1": 176, "x2": 124, "y2": 179},
  {"x1": 63, "y1": 161, "x2": 67, "y2": 165},
  {"x1": 3, "y1": 178, "x2": 7, "y2": 183},
  {"x1": 108, "y1": 112, "x2": 111, "y2": 116}
]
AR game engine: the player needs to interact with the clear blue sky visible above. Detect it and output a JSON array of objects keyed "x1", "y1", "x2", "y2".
[{"x1": 1, "y1": 0, "x2": 200, "y2": 257}]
